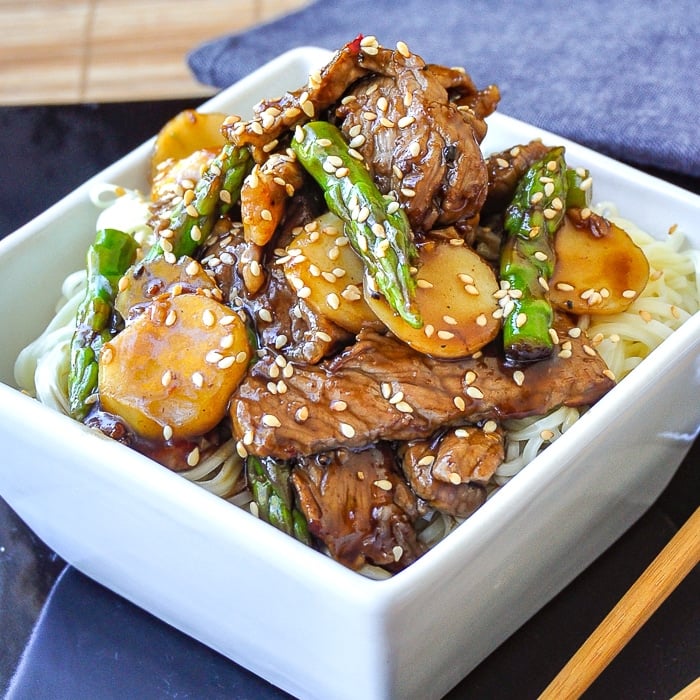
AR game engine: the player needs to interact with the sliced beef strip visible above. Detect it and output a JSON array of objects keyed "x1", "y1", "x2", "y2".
[
  {"x1": 334, "y1": 51, "x2": 495, "y2": 232},
  {"x1": 230, "y1": 317, "x2": 615, "y2": 459},
  {"x1": 290, "y1": 443, "x2": 425, "y2": 572},
  {"x1": 397, "y1": 425, "x2": 504, "y2": 518}
]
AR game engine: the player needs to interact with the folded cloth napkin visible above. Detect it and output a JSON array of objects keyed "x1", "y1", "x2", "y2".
[{"x1": 188, "y1": 0, "x2": 700, "y2": 178}]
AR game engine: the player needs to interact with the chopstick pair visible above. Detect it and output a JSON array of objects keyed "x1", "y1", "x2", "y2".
[{"x1": 538, "y1": 506, "x2": 700, "y2": 699}]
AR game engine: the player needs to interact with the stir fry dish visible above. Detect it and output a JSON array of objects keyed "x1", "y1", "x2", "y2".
[{"x1": 17, "y1": 36, "x2": 700, "y2": 577}]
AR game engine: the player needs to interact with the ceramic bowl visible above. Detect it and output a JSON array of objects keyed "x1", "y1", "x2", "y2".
[{"x1": 1, "y1": 47, "x2": 699, "y2": 700}]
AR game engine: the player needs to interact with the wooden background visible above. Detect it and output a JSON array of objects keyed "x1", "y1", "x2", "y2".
[{"x1": 1, "y1": 0, "x2": 309, "y2": 105}]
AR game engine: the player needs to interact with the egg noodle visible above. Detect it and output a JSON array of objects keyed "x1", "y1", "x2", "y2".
[{"x1": 14, "y1": 184, "x2": 700, "y2": 575}]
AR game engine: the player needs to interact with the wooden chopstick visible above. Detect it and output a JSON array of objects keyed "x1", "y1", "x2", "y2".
[
  {"x1": 538, "y1": 506, "x2": 700, "y2": 699},
  {"x1": 670, "y1": 676, "x2": 700, "y2": 700}
]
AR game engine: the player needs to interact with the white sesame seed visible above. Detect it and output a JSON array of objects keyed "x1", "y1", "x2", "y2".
[
  {"x1": 262, "y1": 414, "x2": 282, "y2": 428},
  {"x1": 340, "y1": 422, "x2": 356, "y2": 438}
]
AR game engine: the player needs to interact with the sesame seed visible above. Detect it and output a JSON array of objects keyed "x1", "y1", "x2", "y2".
[
  {"x1": 454, "y1": 396, "x2": 466, "y2": 411},
  {"x1": 186, "y1": 204, "x2": 199, "y2": 218},
  {"x1": 340, "y1": 422, "x2": 356, "y2": 438},
  {"x1": 582, "y1": 344, "x2": 597, "y2": 356},
  {"x1": 513, "y1": 370, "x2": 525, "y2": 386},
  {"x1": 424, "y1": 324, "x2": 435, "y2": 338},
  {"x1": 476, "y1": 314, "x2": 487, "y2": 327},
  {"x1": 466, "y1": 386, "x2": 484, "y2": 399},
  {"x1": 416, "y1": 278, "x2": 433, "y2": 289},
  {"x1": 262, "y1": 414, "x2": 282, "y2": 428},
  {"x1": 295, "y1": 406, "x2": 309, "y2": 422},
  {"x1": 622, "y1": 289, "x2": 637, "y2": 298},
  {"x1": 464, "y1": 370, "x2": 477, "y2": 384},
  {"x1": 275, "y1": 334, "x2": 288, "y2": 349},
  {"x1": 515, "y1": 312, "x2": 528, "y2": 328},
  {"x1": 326, "y1": 292, "x2": 340, "y2": 310},
  {"x1": 396, "y1": 40, "x2": 410, "y2": 57},
  {"x1": 192, "y1": 372, "x2": 204, "y2": 388},
  {"x1": 331, "y1": 400, "x2": 348, "y2": 412},
  {"x1": 549, "y1": 328, "x2": 560, "y2": 344},
  {"x1": 220, "y1": 314, "x2": 236, "y2": 326},
  {"x1": 483, "y1": 420, "x2": 498, "y2": 433},
  {"x1": 218, "y1": 356, "x2": 235, "y2": 369},
  {"x1": 316, "y1": 331, "x2": 333, "y2": 342},
  {"x1": 449, "y1": 472, "x2": 462, "y2": 485},
  {"x1": 161, "y1": 369, "x2": 173, "y2": 387},
  {"x1": 443, "y1": 314, "x2": 458, "y2": 325},
  {"x1": 206, "y1": 350, "x2": 223, "y2": 364},
  {"x1": 374, "y1": 479, "x2": 393, "y2": 491},
  {"x1": 186, "y1": 446, "x2": 200, "y2": 467},
  {"x1": 464, "y1": 283, "x2": 479, "y2": 296},
  {"x1": 101, "y1": 345, "x2": 114, "y2": 364},
  {"x1": 259, "y1": 308, "x2": 273, "y2": 323},
  {"x1": 534, "y1": 251, "x2": 548, "y2": 262},
  {"x1": 540, "y1": 429, "x2": 555, "y2": 441},
  {"x1": 162, "y1": 425, "x2": 173, "y2": 441},
  {"x1": 543, "y1": 208, "x2": 557, "y2": 220},
  {"x1": 165, "y1": 309, "x2": 177, "y2": 327},
  {"x1": 202, "y1": 309, "x2": 216, "y2": 327},
  {"x1": 437, "y1": 330, "x2": 455, "y2": 340}
]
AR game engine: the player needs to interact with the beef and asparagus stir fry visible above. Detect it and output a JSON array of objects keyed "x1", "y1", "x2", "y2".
[{"x1": 66, "y1": 36, "x2": 653, "y2": 573}]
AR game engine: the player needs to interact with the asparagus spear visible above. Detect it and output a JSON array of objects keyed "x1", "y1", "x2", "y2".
[
  {"x1": 68, "y1": 228, "x2": 138, "y2": 420},
  {"x1": 145, "y1": 143, "x2": 251, "y2": 262},
  {"x1": 291, "y1": 120, "x2": 422, "y2": 328},
  {"x1": 500, "y1": 147, "x2": 568, "y2": 363},
  {"x1": 247, "y1": 455, "x2": 311, "y2": 545},
  {"x1": 565, "y1": 166, "x2": 592, "y2": 209}
]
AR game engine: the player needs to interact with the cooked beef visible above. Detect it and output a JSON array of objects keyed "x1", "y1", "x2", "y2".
[
  {"x1": 230, "y1": 317, "x2": 615, "y2": 459},
  {"x1": 334, "y1": 51, "x2": 498, "y2": 232},
  {"x1": 398, "y1": 425, "x2": 504, "y2": 518},
  {"x1": 482, "y1": 140, "x2": 553, "y2": 216},
  {"x1": 290, "y1": 443, "x2": 425, "y2": 571},
  {"x1": 202, "y1": 199, "x2": 352, "y2": 364},
  {"x1": 222, "y1": 36, "x2": 499, "y2": 233}
]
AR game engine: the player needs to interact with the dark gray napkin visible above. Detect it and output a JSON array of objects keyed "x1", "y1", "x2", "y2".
[{"x1": 188, "y1": 0, "x2": 700, "y2": 178}]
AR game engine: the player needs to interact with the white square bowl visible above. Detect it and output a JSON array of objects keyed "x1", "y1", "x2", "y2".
[{"x1": 1, "y1": 47, "x2": 699, "y2": 700}]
